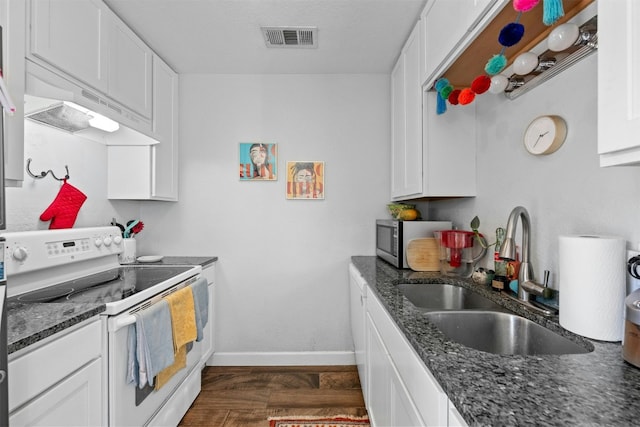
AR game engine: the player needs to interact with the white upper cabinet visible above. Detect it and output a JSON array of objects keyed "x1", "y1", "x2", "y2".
[
  {"x1": 391, "y1": 12, "x2": 477, "y2": 201},
  {"x1": 29, "y1": 0, "x2": 109, "y2": 92},
  {"x1": 28, "y1": 0, "x2": 153, "y2": 120},
  {"x1": 1, "y1": 0, "x2": 26, "y2": 184},
  {"x1": 108, "y1": 16, "x2": 153, "y2": 119},
  {"x1": 151, "y1": 55, "x2": 179, "y2": 200},
  {"x1": 391, "y1": 24, "x2": 423, "y2": 200},
  {"x1": 390, "y1": 0, "x2": 506, "y2": 200},
  {"x1": 598, "y1": 0, "x2": 640, "y2": 166},
  {"x1": 107, "y1": 55, "x2": 179, "y2": 201},
  {"x1": 422, "y1": 0, "x2": 468, "y2": 85}
]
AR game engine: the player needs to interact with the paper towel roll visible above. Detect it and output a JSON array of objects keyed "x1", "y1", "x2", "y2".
[{"x1": 559, "y1": 235, "x2": 626, "y2": 341}]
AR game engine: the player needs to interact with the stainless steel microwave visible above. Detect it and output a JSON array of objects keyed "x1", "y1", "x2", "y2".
[{"x1": 376, "y1": 219, "x2": 452, "y2": 269}]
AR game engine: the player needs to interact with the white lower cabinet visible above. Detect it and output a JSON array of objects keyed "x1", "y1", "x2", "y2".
[
  {"x1": 367, "y1": 311, "x2": 424, "y2": 427},
  {"x1": 8, "y1": 318, "x2": 105, "y2": 426},
  {"x1": 366, "y1": 312, "x2": 392, "y2": 426},
  {"x1": 353, "y1": 264, "x2": 467, "y2": 427},
  {"x1": 9, "y1": 359, "x2": 102, "y2": 426}
]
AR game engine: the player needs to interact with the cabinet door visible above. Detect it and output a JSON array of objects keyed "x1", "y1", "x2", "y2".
[
  {"x1": 366, "y1": 312, "x2": 391, "y2": 427},
  {"x1": 367, "y1": 311, "x2": 425, "y2": 427},
  {"x1": 403, "y1": 25, "x2": 423, "y2": 195},
  {"x1": 598, "y1": 0, "x2": 640, "y2": 166},
  {"x1": 151, "y1": 55, "x2": 179, "y2": 200},
  {"x1": 389, "y1": 362, "x2": 425, "y2": 427},
  {"x1": 349, "y1": 266, "x2": 367, "y2": 403},
  {"x1": 1, "y1": 0, "x2": 25, "y2": 184},
  {"x1": 10, "y1": 358, "x2": 102, "y2": 427},
  {"x1": 391, "y1": 57, "x2": 407, "y2": 198},
  {"x1": 422, "y1": 0, "x2": 468, "y2": 83},
  {"x1": 108, "y1": 13, "x2": 153, "y2": 118},
  {"x1": 391, "y1": 24, "x2": 423, "y2": 200},
  {"x1": 29, "y1": 0, "x2": 108, "y2": 92}
]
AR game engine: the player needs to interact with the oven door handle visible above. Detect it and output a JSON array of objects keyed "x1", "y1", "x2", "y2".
[{"x1": 108, "y1": 314, "x2": 136, "y2": 333}]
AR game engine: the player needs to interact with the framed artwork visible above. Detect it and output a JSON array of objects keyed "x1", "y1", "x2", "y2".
[
  {"x1": 239, "y1": 143, "x2": 278, "y2": 180},
  {"x1": 286, "y1": 161, "x2": 324, "y2": 200}
]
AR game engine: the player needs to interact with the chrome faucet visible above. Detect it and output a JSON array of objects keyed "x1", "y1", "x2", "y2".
[{"x1": 499, "y1": 206, "x2": 554, "y2": 314}]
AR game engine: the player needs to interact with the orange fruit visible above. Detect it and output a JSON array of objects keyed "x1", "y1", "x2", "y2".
[{"x1": 399, "y1": 209, "x2": 419, "y2": 221}]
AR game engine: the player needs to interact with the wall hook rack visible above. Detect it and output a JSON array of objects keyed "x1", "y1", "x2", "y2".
[{"x1": 26, "y1": 158, "x2": 70, "y2": 181}]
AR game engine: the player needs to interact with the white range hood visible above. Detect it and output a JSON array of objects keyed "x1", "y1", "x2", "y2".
[{"x1": 24, "y1": 60, "x2": 157, "y2": 146}]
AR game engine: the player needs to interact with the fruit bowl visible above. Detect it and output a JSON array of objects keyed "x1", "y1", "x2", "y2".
[{"x1": 387, "y1": 203, "x2": 418, "y2": 220}]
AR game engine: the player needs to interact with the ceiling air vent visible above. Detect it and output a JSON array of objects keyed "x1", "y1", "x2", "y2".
[{"x1": 261, "y1": 26, "x2": 317, "y2": 48}]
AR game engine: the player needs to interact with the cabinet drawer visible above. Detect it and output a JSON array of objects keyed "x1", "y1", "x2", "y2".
[
  {"x1": 9, "y1": 358, "x2": 103, "y2": 426},
  {"x1": 367, "y1": 291, "x2": 448, "y2": 426},
  {"x1": 9, "y1": 318, "x2": 103, "y2": 411}
]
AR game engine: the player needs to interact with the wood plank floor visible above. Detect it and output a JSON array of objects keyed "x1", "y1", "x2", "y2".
[{"x1": 178, "y1": 365, "x2": 368, "y2": 427}]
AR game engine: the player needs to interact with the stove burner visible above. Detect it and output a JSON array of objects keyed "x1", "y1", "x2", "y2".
[
  {"x1": 16, "y1": 287, "x2": 75, "y2": 302},
  {"x1": 68, "y1": 282, "x2": 136, "y2": 304}
]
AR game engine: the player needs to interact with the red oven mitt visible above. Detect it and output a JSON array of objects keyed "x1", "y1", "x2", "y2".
[{"x1": 39, "y1": 180, "x2": 87, "y2": 229}]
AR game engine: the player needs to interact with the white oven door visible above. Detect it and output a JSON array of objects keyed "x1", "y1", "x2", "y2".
[{"x1": 107, "y1": 298, "x2": 202, "y2": 426}]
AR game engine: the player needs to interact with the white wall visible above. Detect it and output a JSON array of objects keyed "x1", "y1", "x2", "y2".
[
  {"x1": 5, "y1": 121, "x2": 140, "y2": 232},
  {"x1": 426, "y1": 53, "x2": 640, "y2": 290},
  {"x1": 138, "y1": 74, "x2": 391, "y2": 364}
]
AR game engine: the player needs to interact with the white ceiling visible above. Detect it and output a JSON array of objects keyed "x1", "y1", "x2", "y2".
[{"x1": 103, "y1": 0, "x2": 427, "y2": 74}]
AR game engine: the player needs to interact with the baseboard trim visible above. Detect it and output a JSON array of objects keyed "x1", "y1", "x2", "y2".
[{"x1": 208, "y1": 351, "x2": 356, "y2": 366}]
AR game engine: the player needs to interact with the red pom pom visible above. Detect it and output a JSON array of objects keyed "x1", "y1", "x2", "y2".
[
  {"x1": 448, "y1": 89, "x2": 461, "y2": 105},
  {"x1": 471, "y1": 75, "x2": 491, "y2": 94},
  {"x1": 458, "y1": 88, "x2": 476, "y2": 105}
]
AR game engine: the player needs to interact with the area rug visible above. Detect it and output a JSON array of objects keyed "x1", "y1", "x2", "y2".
[{"x1": 268, "y1": 415, "x2": 370, "y2": 427}]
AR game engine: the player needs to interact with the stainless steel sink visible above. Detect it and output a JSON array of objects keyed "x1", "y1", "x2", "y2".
[
  {"x1": 425, "y1": 311, "x2": 592, "y2": 355},
  {"x1": 396, "y1": 283, "x2": 505, "y2": 312}
]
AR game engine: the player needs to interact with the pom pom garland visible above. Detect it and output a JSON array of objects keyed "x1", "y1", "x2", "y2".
[
  {"x1": 434, "y1": 78, "x2": 450, "y2": 92},
  {"x1": 448, "y1": 89, "x2": 461, "y2": 105},
  {"x1": 440, "y1": 85, "x2": 454, "y2": 99},
  {"x1": 434, "y1": 0, "x2": 565, "y2": 114},
  {"x1": 458, "y1": 88, "x2": 476, "y2": 105},
  {"x1": 485, "y1": 54, "x2": 507, "y2": 76},
  {"x1": 498, "y1": 22, "x2": 525, "y2": 47},
  {"x1": 436, "y1": 92, "x2": 447, "y2": 115},
  {"x1": 471, "y1": 75, "x2": 492, "y2": 95},
  {"x1": 513, "y1": 0, "x2": 539, "y2": 12}
]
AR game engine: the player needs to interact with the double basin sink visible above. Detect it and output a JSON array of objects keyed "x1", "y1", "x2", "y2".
[{"x1": 396, "y1": 283, "x2": 591, "y2": 356}]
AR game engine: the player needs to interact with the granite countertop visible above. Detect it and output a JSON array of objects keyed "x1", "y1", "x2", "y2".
[
  {"x1": 7, "y1": 256, "x2": 218, "y2": 355},
  {"x1": 351, "y1": 256, "x2": 640, "y2": 427},
  {"x1": 7, "y1": 302, "x2": 105, "y2": 354}
]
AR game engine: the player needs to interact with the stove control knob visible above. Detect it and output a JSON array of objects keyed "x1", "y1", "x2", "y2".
[
  {"x1": 13, "y1": 246, "x2": 28, "y2": 262},
  {"x1": 103, "y1": 237, "x2": 113, "y2": 247},
  {"x1": 94, "y1": 238, "x2": 103, "y2": 248},
  {"x1": 113, "y1": 235, "x2": 123, "y2": 245}
]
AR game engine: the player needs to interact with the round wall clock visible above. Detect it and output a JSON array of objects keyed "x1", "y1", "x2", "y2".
[{"x1": 523, "y1": 115, "x2": 567, "y2": 155}]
